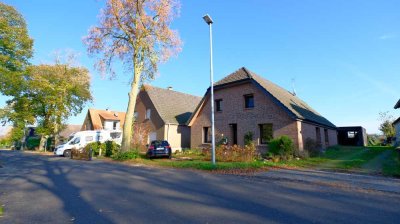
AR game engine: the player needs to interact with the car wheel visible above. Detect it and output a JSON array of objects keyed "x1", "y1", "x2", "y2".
[
  {"x1": 63, "y1": 150, "x2": 71, "y2": 158},
  {"x1": 168, "y1": 149, "x2": 172, "y2": 159}
]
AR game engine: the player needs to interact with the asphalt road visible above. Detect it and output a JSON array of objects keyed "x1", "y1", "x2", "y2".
[{"x1": 1, "y1": 150, "x2": 399, "y2": 224}]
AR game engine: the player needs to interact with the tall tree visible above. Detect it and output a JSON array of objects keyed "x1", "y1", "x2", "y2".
[
  {"x1": 84, "y1": 0, "x2": 182, "y2": 151},
  {"x1": 0, "y1": 62, "x2": 93, "y2": 150},
  {"x1": 27, "y1": 63, "x2": 92, "y2": 149},
  {"x1": 0, "y1": 2, "x2": 33, "y2": 96}
]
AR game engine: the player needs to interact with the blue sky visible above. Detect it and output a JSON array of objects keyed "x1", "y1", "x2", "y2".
[{"x1": 1, "y1": 0, "x2": 400, "y2": 134}]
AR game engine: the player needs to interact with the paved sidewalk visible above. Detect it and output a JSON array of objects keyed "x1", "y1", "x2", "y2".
[{"x1": 255, "y1": 168, "x2": 400, "y2": 194}]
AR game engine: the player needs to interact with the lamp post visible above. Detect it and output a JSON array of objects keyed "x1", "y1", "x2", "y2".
[{"x1": 203, "y1": 14, "x2": 216, "y2": 165}]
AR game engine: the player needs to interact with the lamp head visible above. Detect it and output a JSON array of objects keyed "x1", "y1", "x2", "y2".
[{"x1": 203, "y1": 14, "x2": 213, "y2": 25}]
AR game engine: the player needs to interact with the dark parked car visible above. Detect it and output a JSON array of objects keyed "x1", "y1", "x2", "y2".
[{"x1": 146, "y1": 140, "x2": 172, "y2": 159}]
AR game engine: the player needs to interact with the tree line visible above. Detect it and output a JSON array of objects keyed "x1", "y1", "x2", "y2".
[{"x1": 0, "y1": 2, "x2": 92, "y2": 149}]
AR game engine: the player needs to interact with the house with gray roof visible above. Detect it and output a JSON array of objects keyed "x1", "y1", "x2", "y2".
[
  {"x1": 134, "y1": 85, "x2": 202, "y2": 150},
  {"x1": 188, "y1": 67, "x2": 338, "y2": 151}
]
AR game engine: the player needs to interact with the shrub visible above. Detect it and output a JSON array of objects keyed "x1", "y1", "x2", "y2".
[
  {"x1": 104, "y1": 141, "x2": 120, "y2": 157},
  {"x1": 71, "y1": 147, "x2": 92, "y2": 161},
  {"x1": 85, "y1": 141, "x2": 120, "y2": 157},
  {"x1": 268, "y1": 135, "x2": 294, "y2": 161},
  {"x1": 304, "y1": 137, "x2": 322, "y2": 157},
  {"x1": 294, "y1": 148, "x2": 309, "y2": 159},
  {"x1": 178, "y1": 148, "x2": 203, "y2": 156},
  {"x1": 203, "y1": 144, "x2": 259, "y2": 162},
  {"x1": 26, "y1": 137, "x2": 40, "y2": 150},
  {"x1": 111, "y1": 150, "x2": 139, "y2": 161},
  {"x1": 244, "y1": 131, "x2": 254, "y2": 146},
  {"x1": 85, "y1": 142, "x2": 105, "y2": 156}
]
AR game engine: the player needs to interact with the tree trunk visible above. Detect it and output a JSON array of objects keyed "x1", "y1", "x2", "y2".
[
  {"x1": 54, "y1": 120, "x2": 60, "y2": 148},
  {"x1": 121, "y1": 69, "x2": 141, "y2": 152},
  {"x1": 39, "y1": 135, "x2": 47, "y2": 151}
]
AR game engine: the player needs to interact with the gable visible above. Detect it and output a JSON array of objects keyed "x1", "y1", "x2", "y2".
[
  {"x1": 188, "y1": 67, "x2": 336, "y2": 128},
  {"x1": 81, "y1": 109, "x2": 125, "y2": 130},
  {"x1": 142, "y1": 85, "x2": 202, "y2": 125}
]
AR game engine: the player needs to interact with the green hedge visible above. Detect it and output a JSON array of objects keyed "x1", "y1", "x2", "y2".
[
  {"x1": 26, "y1": 137, "x2": 40, "y2": 150},
  {"x1": 84, "y1": 141, "x2": 120, "y2": 157},
  {"x1": 111, "y1": 150, "x2": 139, "y2": 161},
  {"x1": 268, "y1": 135, "x2": 295, "y2": 160}
]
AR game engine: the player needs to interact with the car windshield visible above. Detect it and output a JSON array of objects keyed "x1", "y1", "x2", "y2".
[{"x1": 151, "y1": 141, "x2": 169, "y2": 147}]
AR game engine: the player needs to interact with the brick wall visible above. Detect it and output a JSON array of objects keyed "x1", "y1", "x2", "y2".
[
  {"x1": 190, "y1": 82, "x2": 298, "y2": 150},
  {"x1": 190, "y1": 81, "x2": 338, "y2": 151},
  {"x1": 135, "y1": 91, "x2": 163, "y2": 142},
  {"x1": 299, "y1": 121, "x2": 338, "y2": 150}
]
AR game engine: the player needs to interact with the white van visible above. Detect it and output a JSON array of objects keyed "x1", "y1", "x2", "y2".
[{"x1": 54, "y1": 130, "x2": 122, "y2": 157}]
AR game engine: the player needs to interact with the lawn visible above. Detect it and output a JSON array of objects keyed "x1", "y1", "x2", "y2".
[
  {"x1": 267, "y1": 146, "x2": 400, "y2": 175},
  {"x1": 115, "y1": 146, "x2": 400, "y2": 177}
]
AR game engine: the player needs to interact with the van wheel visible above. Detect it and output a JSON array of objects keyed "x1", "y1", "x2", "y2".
[{"x1": 63, "y1": 150, "x2": 71, "y2": 158}]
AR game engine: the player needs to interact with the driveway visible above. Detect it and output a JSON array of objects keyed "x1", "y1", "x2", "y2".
[{"x1": 1, "y1": 150, "x2": 399, "y2": 224}]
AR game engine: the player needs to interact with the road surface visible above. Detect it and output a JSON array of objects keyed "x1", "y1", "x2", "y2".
[{"x1": 1, "y1": 150, "x2": 399, "y2": 224}]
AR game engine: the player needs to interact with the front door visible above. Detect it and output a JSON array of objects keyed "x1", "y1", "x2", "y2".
[{"x1": 230, "y1": 124, "x2": 237, "y2": 145}]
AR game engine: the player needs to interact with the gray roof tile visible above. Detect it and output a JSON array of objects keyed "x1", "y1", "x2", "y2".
[
  {"x1": 214, "y1": 67, "x2": 336, "y2": 128},
  {"x1": 143, "y1": 85, "x2": 202, "y2": 125}
]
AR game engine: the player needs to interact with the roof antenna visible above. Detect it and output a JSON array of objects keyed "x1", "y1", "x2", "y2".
[{"x1": 291, "y1": 78, "x2": 297, "y2": 96}]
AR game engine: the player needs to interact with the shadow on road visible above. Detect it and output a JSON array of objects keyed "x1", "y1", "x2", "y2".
[{"x1": 1, "y1": 150, "x2": 400, "y2": 223}]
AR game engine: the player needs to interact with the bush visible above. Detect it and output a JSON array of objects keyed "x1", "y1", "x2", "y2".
[
  {"x1": 304, "y1": 137, "x2": 322, "y2": 157},
  {"x1": 111, "y1": 150, "x2": 139, "y2": 161},
  {"x1": 268, "y1": 135, "x2": 295, "y2": 161},
  {"x1": 244, "y1": 131, "x2": 254, "y2": 146},
  {"x1": 104, "y1": 141, "x2": 120, "y2": 157},
  {"x1": 203, "y1": 144, "x2": 259, "y2": 162},
  {"x1": 26, "y1": 137, "x2": 40, "y2": 150},
  {"x1": 85, "y1": 142, "x2": 105, "y2": 156},
  {"x1": 71, "y1": 147, "x2": 92, "y2": 161},
  {"x1": 85, "y1": 141, "x2": 120, "y2": 157},
  {"x1": 294, "y1": 149, "x2": 309, "y2": 159},
  {"x1": 178, "y1": 148, "x2": 203, "y2": 156}
]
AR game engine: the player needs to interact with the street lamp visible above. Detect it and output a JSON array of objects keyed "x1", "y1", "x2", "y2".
[{"x1": 203, "y1": 14, "x2": 216, "y2": 165}]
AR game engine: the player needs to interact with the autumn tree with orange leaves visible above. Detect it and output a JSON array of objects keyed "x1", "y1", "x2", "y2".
[{"x1": 84, "y1": 0, "x2": 182, "y2": 151}]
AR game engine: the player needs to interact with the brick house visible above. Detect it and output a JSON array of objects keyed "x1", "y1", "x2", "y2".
[
  {"x1": 81, "y1": 109, "x2": 126, "y2": 131},
  {"x1": 188, "y1": 67, "x2": 338, "y2": 151},
  {"x1": 393, "y1": 99, "x2": 400, "y2": 146},
  {"x1": 134, "y1": 85, "x2": 202, "y2": 151}
]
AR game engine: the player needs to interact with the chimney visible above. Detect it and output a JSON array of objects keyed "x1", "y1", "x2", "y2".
[{"x1": 167, "y1": 86, "x2": 173, "y2": 90}]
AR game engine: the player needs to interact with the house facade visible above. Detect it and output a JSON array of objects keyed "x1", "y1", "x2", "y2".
[
  {"x1": 134, "y1": 85, "x2": 202, "y2": 151},
  {"x1": 394, "y1": 99, "x2": 400, "y2": 146},
  {"x1": 188, "y1": 67, "x2": 337, "y2": 151},
  {"x1": 81, "y1": 109, "x2": 125, "y2": 131}
]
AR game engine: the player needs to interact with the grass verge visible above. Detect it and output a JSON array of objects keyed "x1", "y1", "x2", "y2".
[{"x1": 104, "y1": 146, "x2": 400, "y2": 177}]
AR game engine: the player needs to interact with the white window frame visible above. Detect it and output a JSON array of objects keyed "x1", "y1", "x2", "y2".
[{"x1": 145, "y1": 108, "x2": 151, "y2": 119}]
